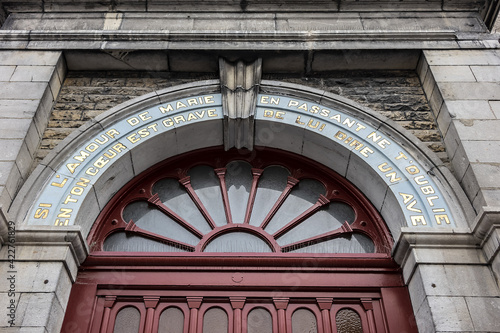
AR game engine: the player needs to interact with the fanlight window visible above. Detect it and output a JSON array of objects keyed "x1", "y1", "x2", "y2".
[{"x1": 90, "y1": 148, "x2": 391, "y2": 254}]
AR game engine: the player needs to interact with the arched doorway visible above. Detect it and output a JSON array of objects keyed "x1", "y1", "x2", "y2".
[{"x1": 61, "y1": 147, "x2": 416, "y2": 333}]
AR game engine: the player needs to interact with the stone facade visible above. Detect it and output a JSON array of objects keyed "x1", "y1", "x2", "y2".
[{"x1": 0, "y1": 0, "x2": 500, "y2": 332}]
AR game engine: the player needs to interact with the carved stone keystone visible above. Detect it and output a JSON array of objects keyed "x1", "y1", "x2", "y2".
[{"x1": 219, "y1": 58, "x2": 262, "y2": 150}]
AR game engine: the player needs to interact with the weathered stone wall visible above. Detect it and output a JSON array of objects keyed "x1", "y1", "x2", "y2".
[{"x1": 37, "y1": 70, "x2": 444, "y2": 166}]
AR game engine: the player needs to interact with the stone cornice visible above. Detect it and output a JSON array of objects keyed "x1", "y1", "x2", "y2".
[
  {"x1": 15, "y1": 225, "x2": 89, "y2": 265},
  {"x1": 392, "y1": 228, "x2": 481, "y2": 265},
  {"x1": 0, "y1": 30, "x2": 499, "y2": 50}
]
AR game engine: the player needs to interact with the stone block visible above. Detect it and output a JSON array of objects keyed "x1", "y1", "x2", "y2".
[
  {"x1": 418, "y1": 264, "x2": 499, "y2": 297},
  {"x1": 413, "y1": 247, "x2": 485, "y2": 265},
  {"x1": 445, "y1": 100, "x2": 495, "y2": 119},
  {"x1": 424, "y1": 50, "x2": 500, "y2": 66},
  {"x1": 15, "y1": 141, "x2": 32, "y2": 179},
  {"x1": 466, "y1": 297, "x2": 500, "y2": 332},
  {"x1": 168, "y1": 51, "x2": 217, "y2": 72},
  {"x1": 422, "y1": 65, "x2": 436, "y2": 100},
  {"x1": 427, "y1": 296, "x2": 474, "y2": 331},
  {"x1": 453, "y1": 119, "x2": 500, "y2": 141},
  {"x1": 450, "y1": 142, "x2": 470, "y2": 181},
  {"x1": 0, "y1": 186, "x2": 12, "y2": 213},
  {"x1": 194, "y1": 13, "x2": 275, "y2": 30},
  {"x1": 0, "y1": 82, "x2": 48, "y2": 100},
  {"x1": 407, "y1": 266, "x2": 426, "y2": 312},
  {"x1": 65, "y1": 50, "x2": 169, "y2": 71},
  {"x1": 48, "y1": 68, "x2": 62, "y2": 101},
  {"x1": 10, "y1": 66, "x2": 56, "y2": 83},
  {"x1": 0, "y1": 119, "x2": 32, "y2": 140},
  {"x1": 462, "y1": 140, "x2": 500, "y2": 164},
  {"x1": 130, "y1": 129, "x2": 178, "y2": 175},
  {"x1": 0, "y1": 139, "x2": 24, "y2": 161},
  {"x1": 263, "y1": 53, "x2": 306, "y2": 74},
  {"x1": 470, "y1": 65, "x2": 500, "y2": 82},
  {"x1": 416, "y1": 54, "x2": 429, "y2": 83},
  {"x1": 428, "y1": 84, "x2": 443, "y2": 116},
  {"x1": 0, "y1": 51, "x2": 61, "y2": 66},
  {"x1": 17, "y1": 292, "x2": 64, "y2": 332},
  {"x1": 439, "y1": 82, "x2": 500, "y2": 100},
  {"x1": 0, "y1": 99, "x2": 40, "y2": 119},
  {"x1": 175, "y1": 119, "x2": 223, "y2": 154},
  {"x1": 0, "y1": 262, "x2": 71, "y2": 306},
  {"x1": 24, "y1": 121, "x2": 42, "y2": 157},
  {"x1": 0, "y1": 292, "x2": 21, "y2": 327},
  {"x1": 490, "y1": 100, "x2": 500, "y2": 118},
  {"x1": 346, "y1": 151, "x2": 390, "y2": 216},
  {"x1": 0, "y1": 66, "x2": 15, "y2": 81},
  {"x1": 255, "y1": 120, "x2": 304, "y2": 155},
  {"x1": 0, "y1": 161, "x2": 16, "y2": 186},
  {"x1": 443, "y1": 122, "x2": 460, "y2": 159},
  {"x1": 474, "y1": 189, "x2": 500, "y2": 209},
  {"x1": 436, "y1": 102, "x2": 451, "y2": 138},
  {"x1": 430, "y1": 65, "x2": 476, "y2": 82},
  {"x1": 469, "y1": 163, "x2": 500, "y2": 188},
  {"x1": 301, "y1": 131, "x2": 350, "y2": 180},
  {"x1": 74, "y1": 186, "x2": 101, "y2": 238},
  {"x1": 414, "y1": 298, "x2": 435, "y2": 333},
  {"x1": 276, "y1": 13, "x2": 363, "y2": 31},
  {"x1": 312, "y1": 50, "x2": 420, "y2": 71},
  {"x1": 460, "y1": 163, "x2": 480, "y2": 202},
  {"x1": 93, "y1": 151, "x2": 135, "y2": 209}
]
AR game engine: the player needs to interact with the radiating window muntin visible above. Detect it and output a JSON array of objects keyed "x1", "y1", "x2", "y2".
[{"x1": 95, "y1": 148, "x2": 392, "y2": 255}]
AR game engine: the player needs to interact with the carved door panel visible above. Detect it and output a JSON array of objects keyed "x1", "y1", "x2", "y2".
[{"x1": 64, "y1": 285, "x2": 415, "y2": 333}]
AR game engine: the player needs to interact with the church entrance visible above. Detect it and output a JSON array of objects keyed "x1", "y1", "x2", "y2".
[{"x1": 61, "y1": 147, "x2": 417, "y2": 333}]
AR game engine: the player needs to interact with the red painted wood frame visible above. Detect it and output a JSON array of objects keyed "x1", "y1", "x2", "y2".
[
  {"x1": 61, "y1": 147, "x2": 418, "y2": 333},
  {"x1": 88, "y1": 146, "x2": 392, "y2": 256}
]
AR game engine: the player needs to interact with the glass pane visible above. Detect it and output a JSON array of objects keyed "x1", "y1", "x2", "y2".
[
  {"x1": 188, "y1": 165, "x2": 227, "y2": 226},
  {"x1": 104, "y1": 232, "x2": 190, "y2": 252},
  {"x1": 153, "y1": 178, "x2": 211, "y2": 234},
  {"x1": 158, "y1": 307, "x2": 184, "y2": 333},
  {"x1": 265, "y1": 179, "x2": 326, "y2": 234},
  {"x1": 225, "y1": 161, "x2": 253, "y2": 224},
  {"x1": 249, "y1": 166, "x2": 290, "y2": 227},
  {"x1": 113, "y1": 307, "x2": 140, "y2": 333},
  {"x1": 122, "y1": 201, "x2": 199, "y2": 246},
  {"x1": 248, "y1": 308, "x2": 273, "y2": 333},
  {"x1": 203, "y1": 307, "x2": 228, "y2": 333},
  {"x1": 336, "y1": 308, "x2": 363, "y2": 333},
  {"x1": 277, "y1": 202, "x2": 355, "y2": 246},
  {"x1": 204, "y1": 232, "x2": 273, "y2": 252},
  {"x1": 288, "y1": 234, "x2": 375, "y2": 253},
  {"x1": 292, "y1": 309, "x2": 317, "y2": 333}
]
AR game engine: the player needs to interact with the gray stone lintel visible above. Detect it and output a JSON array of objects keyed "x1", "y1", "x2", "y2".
[
  {"x1": 220, "y1": 58, "x2": 262, "y2": 150},
  {"x1": 473, "y1": 207, "x2": 500, "y2": 262},
  {"x1": 392, "y1": 228, "x2": 485, "y2": 281},
  {"x1": 11, "y1": 225, "x2": 88, "y2": 282}
]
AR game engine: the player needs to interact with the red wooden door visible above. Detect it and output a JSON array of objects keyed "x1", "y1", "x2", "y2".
[{"x1": 61, "y1": 148, "x2": 417, "y2": 333}]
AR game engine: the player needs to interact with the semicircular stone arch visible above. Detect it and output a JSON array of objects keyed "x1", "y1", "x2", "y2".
[{"x1": 13, "y1": 79, "x2": 471, "y2": 244}]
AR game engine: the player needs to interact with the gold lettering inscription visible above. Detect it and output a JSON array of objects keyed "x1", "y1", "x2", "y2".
[
  {"x1": 395, "y1": 151, "x2": 408, "y2": 160},
  {"x1": 127, "y1": 111, "x2": 152, "y2": 126},
  {"x1": 51, "y1": 175, "x2": 68, "y2": 188},
  {"x1": 57, "y1": 208, "x2": 72, "y2": 218},
  {"x1": 427, "y1": 196, "x2": 439, "y2": 206},
  {"x1": 411, "y1": 215, "x2": 427, "y2": 226},
  {"x1": 34, "y1": 203, "x2": 52, "y2": 219},
  {"x1": 435, "y1": 214, "x2": 451, "y2": 224},
  {"x1": 54, "y1": 219, "x2": 69, "y2": 226}
]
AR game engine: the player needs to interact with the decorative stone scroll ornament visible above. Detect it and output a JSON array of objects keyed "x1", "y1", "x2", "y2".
[
  {"x1": 24, "y1": 86, "x2": 460, "y2": 231},
  {"x1": 220, "y1": 58, "x2": 262, "y2": 150}
]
